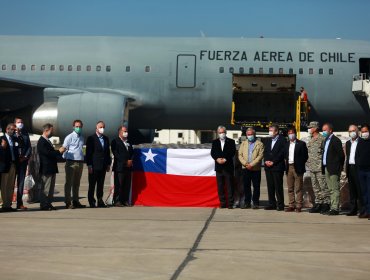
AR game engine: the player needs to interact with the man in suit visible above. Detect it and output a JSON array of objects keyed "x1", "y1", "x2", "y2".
[
  {"x1": 211, "y1": 125, "x2": 236, "y2": 209},
  {"x1": 85, "y1": 121, "x2": 112, "y2": 208},
  {"x1": 284, "y1": 127, "x2": 308, "y2": 212},
  {"x1": 13, "y1": 117, "x2": 32, "y2": 210},
  {"x1": 238, "y1": 127, "x2": 264, "y2": 209},
  {"x1": 111, "y1": 125, "x2": 134, "y2": 207},
  {"x1": 37, "y1": 123, "x2": 65, "y2": 211},
  {"x1": 0, "y1": 123, "x2": 17, "y2": 212},
  {"x1": 357, "y1": 123, "x2": 370, "y2": 219},
  {"x1": 321, "y1": 123, "x2": 345, "y2": 215},
  {"x1": 263, "y1": 124, "x2": 286, "y2": 211},
  {"x1": 345, "y1": 124, "x2": 363, "y2": 216}
]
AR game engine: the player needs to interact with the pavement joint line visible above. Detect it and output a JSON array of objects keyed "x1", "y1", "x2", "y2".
[
  {"x1": 170, "y1": 208, "x2": 216, "y2": 280},
  {"x1": 195, "y1": 248, "x2": 370, "y2": 254}
]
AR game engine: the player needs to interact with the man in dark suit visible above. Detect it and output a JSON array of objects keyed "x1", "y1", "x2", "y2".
[
  {"x1": 85, "y1": 121, "x2": 112, "y2": 208},
  {"x1": 111, "y1": 125, "x2": 134, "y2": 207},
  {"x1": 14, "y1": 117, "x2": 32, "y2": 210},
  {"x1": 263, "y1": 124, "x2": 286, "y2": 211},
  {"x1": 345, "y1": 124, "x2": 363, "y2": 216},
  {"x1": 284, "y1": 127, "x2": 308, "y2": 212},
  {"x1": 0, "y1": 123, "x2": 18, "y2": 212},
  {"x1": 321, "y1": 123, "x2": 345, "y2": 215},
  {"x1": 37, "y1": 123, "x2": 65, "y2": 210},
  {"x1": 211, "y1": 125, "x2": 236, "y2": 208}
]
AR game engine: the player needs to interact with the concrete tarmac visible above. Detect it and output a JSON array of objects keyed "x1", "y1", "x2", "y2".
[{"x1": 0, "y1": 164, "x2": 369, "y2": 280}]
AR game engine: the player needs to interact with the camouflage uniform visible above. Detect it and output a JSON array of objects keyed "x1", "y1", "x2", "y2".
[{"x1": 307, "y1": 133, "x2": 330, "y2": 204}]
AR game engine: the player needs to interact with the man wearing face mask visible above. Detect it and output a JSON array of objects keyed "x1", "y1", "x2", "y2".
[
  {"x1": 211, "y1": 125, "x2": 236, "y2": 209},
  {"x1": 62, "y1": 120, "x2": 86, "y2": 209},
  {"x1": 321, "y1": 123, "x2": 345, "y2": 215},
  {"x1": 284, "y1": 127, "x2": 308, "y2": 212},
  {"x1": 344, "y1": 125, "x2": 363, "y2": 216},
  {"x1": 0, "y1": 123, "x2": 18, "y2": 212},
  {"x1": 86, "y1": 121, "x2": 112, "y2": 208},
  {"x1": 306, "y1": 121, "x2": 330, "y2": 214},
  {"x1": 37, "y1": 123, "x2": 65, "y2": 210},
  {"x1": 356, "y1": 124, "x2": 370, "y2": 219},
  {"x1": 263, "y1": 124, "x2": 287, "y2": 211},
  {"x1": 111, "y1": 125, "x2": 133, "y2": 207},
  {"x1": 238, "y1": 127, "x2": 264, "y2": 209},
  {"x1": 13, "y1": 117, "x2": 32, "y2": 210}
]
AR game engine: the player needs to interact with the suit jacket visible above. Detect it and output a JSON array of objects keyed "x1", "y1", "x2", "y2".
[
  {"x1": 284, "y1": 139, "x2": 308, "y2": 175},
  {"x1": 345, "y1": 138, "x2": 361, "y2": 174},
  {"x1": 263, "y1": 135, "x2": 286, "y2": 172},
  {"x1": 37, "y1": 136, "x2": 60, "y2": 175},
  {"x1": 0, "y1": 135, "x2": 17, "y2": 173},
  {"x1": 211, "y1": 137, "x2": 236, "y2": 173},
  {"x1": 111, "y1": 137, "x2": 134, "y2": 172},
  {"x1": 322, "y1": 134, "x2": 345, "y2": 175},
  {"x1": 85, "y1": 133, "x2": 112, "y2": 171},
  {"x1": 238, "y1": 139, "x2": 264, "y2": 171},
  {"x1": 14, "y1": 129, "x2": 32, "y2": 161}
]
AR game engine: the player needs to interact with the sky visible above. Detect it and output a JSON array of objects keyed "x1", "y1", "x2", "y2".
[{"x1": 0, "y1": 0, "x2": 370, "y2": 40}]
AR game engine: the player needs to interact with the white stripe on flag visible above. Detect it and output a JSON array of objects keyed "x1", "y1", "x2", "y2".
[{"x1": 166, "y1": 149, "x2": 216, "y2": 176}]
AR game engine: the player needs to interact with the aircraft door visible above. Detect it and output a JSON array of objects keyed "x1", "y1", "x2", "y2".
[
  {"x1": 359, "y1": 58, "x2": 370, "y2": 78},
  {"x1": 176, "y1": 54, "x2": 196, "y2": 88}
]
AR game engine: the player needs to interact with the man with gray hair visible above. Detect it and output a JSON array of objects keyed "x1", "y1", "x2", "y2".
[{"x1": 211, "y1": 125, "x2": 236, "y2": 208}]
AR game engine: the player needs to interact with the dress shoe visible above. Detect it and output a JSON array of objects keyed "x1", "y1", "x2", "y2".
[
  {"x1": 358, "y1": 213, "x2": 370, "y2": 219},
  {"x1": 2, "y1": 207, "x2": 17, "y2": 212},
  {"x1": 264, "y1": 205, "x2": 276, "y2": 210},
  {"x1": 66, "y1": 203, "x2": 75, "y2": 209},
  {"x1": 17, "y1": 205, "x2": 28, "y2": 210},
  {"x1": 73, "y1": 201, "x2": 86, "y2": 208},
  {"x1": 219, "y1": 205, "x2": 226, "y2": 209},
  {"x1": 49, "y1": 205, "x2": 57, "y2": 211},
  {"x1": 276, "y1": 207, "x2": 285, "y2": 211},
  {"x1": 346, "y1": 209, "x2": 358, "y2": 216},
  {"x1": 309, "y1": 204, "x2": 322, "y2": 213},
  {"x1": 295, "y1": 208, "x2": 302, "y2": 213},
  {"x1": 320, "y1": 203, "x2": 330, "y2": 214},
  {"x1": 325, "y1": 209, "x2": 339, "y2": 216},
  {"x1": 123, "y1": 202, "x2": 131, "y2": 207},
  {"x1": 252, "y1": 205, "x2": 259, "y2": 209},
  {"x1": 241, "y1": 204, "x2": 251, "y2": 209},
  {"x1": 90, "y1": 204, "x2": 96, "y2": 208},
  {"x1": 97, "y1": 203, "x2": 107, "y2": 208},
  {"x1": 285, "y1": 207, "x2": 295, "y2": 212},
  {"x1": 114, "y1": 202, "x2": 124, "y2": 207},
  {"x1": 40, "y1": 206, "x2": 52, "y2": 211}
]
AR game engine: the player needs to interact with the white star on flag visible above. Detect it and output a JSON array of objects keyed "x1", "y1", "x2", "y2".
[{"x1": 143, "y1": 148, "x2": 158, "y2": 162}]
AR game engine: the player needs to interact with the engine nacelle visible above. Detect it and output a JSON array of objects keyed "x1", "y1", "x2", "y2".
[{"x1": 33, "y1": 92, "x2": 127, "y2": 139}]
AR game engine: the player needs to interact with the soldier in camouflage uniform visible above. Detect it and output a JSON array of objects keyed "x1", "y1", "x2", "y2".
[{"x1": 306, "y1": 121, "x2": 331, "y2": 213}]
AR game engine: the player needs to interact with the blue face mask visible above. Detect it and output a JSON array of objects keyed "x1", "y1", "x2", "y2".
[
  {"x1": 247, "y1": 135, "x2": 255, "y2": 142},
  {"x1": 322, "y1": 131, "x2": 329, "y2": 138}
]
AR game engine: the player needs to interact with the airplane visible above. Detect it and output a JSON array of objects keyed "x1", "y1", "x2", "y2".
[{"x1": 0, "y1": 36, "x2": 370, "y2": 143}]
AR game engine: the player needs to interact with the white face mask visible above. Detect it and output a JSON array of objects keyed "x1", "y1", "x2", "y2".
[
  {"x1": 361, "y1": 132, "x2": 369, "y2": 139},
  {"x1": 307, "y1": 129, "x2": 313, "y2": 135},
  {"x1": 219, "y1": 133, "x2": 226, "y2": 140},
  {"x1": 288, "y1": 133, "x2": 296, "y2": 141},
  {"x1": 349, "y1": 131, "x2": 357, "y2": 139},
  {"x1": 268, "y1": 131, "x2": 274, "y2": 137},
  {"x1": 16, "y1": 123, "x2": 24, "y2": 129},
  {"x1": 122, "y1": 132, "x2": 128, "y2": 138},
  {"x1": 98, "y1": 128, "x2": 105, "y2": 134}
]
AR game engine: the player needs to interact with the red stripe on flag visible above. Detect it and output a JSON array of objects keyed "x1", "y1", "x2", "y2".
[{"x1": 132, "y1": 172, "x2": 219, "y2": 207}]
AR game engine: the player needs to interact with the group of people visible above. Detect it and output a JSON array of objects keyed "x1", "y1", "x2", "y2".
[
  {"x1": 0, "y1": 119, "x2": 134, "y2": 211},
  {"x1": 210, "y1": 122, "x2": 370, "y2": 220}
]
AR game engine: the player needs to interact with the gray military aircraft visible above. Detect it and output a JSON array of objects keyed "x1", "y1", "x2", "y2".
[{"x1": 0, "y1": 36, "x2": 369, "y2": 142}]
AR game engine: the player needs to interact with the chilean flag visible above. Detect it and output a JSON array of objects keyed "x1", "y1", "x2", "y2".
[{"x1": 131, "y1": 148, "x2": 219, "y2": 207}]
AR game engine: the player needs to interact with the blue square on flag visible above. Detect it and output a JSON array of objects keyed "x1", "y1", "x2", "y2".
[{"x1": 133, "y1": 148, "x2": 167, "y2": 174}]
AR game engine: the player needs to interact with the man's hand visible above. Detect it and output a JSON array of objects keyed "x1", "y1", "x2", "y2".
[
  {"x1": 246, "y1": 163, "x2": 253, "y2": 170},
  {"x1": 265, "y1": 161, "x2": 273, "y2": 167},
  {"x1": 127, "y1": 160, "x2": 133, "y2": 168},
  {"x1": 106, "y1": 166, "x2": 111, "y2": 172},
  {"x1": 59, "y1": 146, "x2": 66, "y2": 153},
  {"x1": 216, "y1": 158, "x2": 226, "y2": 164},
  {"x1": 1, "y1": 139, "x2": 7, "y2": 149},
  {"x1": 88, "y1": 167, "x2": 93, "y2": 174}
]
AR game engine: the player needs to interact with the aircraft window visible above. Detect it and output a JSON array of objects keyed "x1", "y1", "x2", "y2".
[
  {"x1": 279, "y1": 68, "x2": 283, "y2": 74},
  {"x1": 229, "y1": 67, "x2": 234, "y2": 73},
  {"x1": 77, "y1": 65, "x2": 81, "y2": 71},
  {"x1": 145, "y1": 66, "x2": 150, "y2": 72},
  {"x1": 289, "y1": 68, "x2": 293, "y2": 74},
  {"x1": 329, "y1": 68, "x2": 334, "y2": 75},
  {"x1": 269, "y1": 68, "x2": 273, "y2": 74},
  {"x1": 239, "y1": 67, "x2": 244, "y2": 74},
  {"x1": 126, "y1": 66, "x2": 131, "y2": 72},
  {"x1": 31, "y1": 65, "x2": 36, "y2": 71},
  {"x1": 41, "y1": 65, "x2": 45, "y2": 71},
  {"x1": 299, "y1": 68, "x2": 303, "y2": 74},
  {"x1": 106, "y1": 65, "x2": 111, "y2": 72},
  {"x1": 50, "y1": 65, "x2": 55, "y2": 71},
  {"x1": 249, "y1": 67, "x2": 254, "y2": 74},
  {"x1": 68, "y1": 65, "x2": 73, "y2": 71},
  {"x1": 319, "y1": 68, "x2": 324, "y2": 75},
  {"x1": 86, "y1": 65, "x2": 91, "y2": 71},
  {"x1": 21, "y1": 64, "x2": 26, "y2": 71},
  {"x1": 259, "y1": 67, "x2": 263, "y2": 74},
  {"x1": 11, "y1": 64, "x2": 16, "y2": 71},
  {"x1": 1, "y1": 64, "x2": 6, "y2": 71},
  {"x1": 59, "y1": 65, "x2": 64, "y2": 71},
  {"x1": 309, "y1": 68, "x2": 314, "y2": 75},
  {"x1": 219, "y1": 67, "x2": 224, "y2": 73},
  {"x1": 178, "y1": 133, "x2": 183, "y2": 138},
  {"x1": 96, "y1": 65, "x2": 101, "y2": 72}
]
